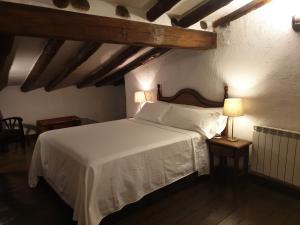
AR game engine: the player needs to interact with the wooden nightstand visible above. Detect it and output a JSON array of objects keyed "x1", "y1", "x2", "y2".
[{"x1": 207, "y1": 137, "x2": 252, "y2": 180}]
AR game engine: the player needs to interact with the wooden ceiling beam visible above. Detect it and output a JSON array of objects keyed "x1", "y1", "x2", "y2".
[
  {"x1": 113, "y1": 78, "x2": 125, "y2": 86},
  {"x1": 0, "y1": 35, "x2": 15, "y2": 91},
  {"x1": 0, "y1": 1, "x2": 217, "y2": 50},
  {"x1": 71, "y1": 0, "x2": 90, "y2": 11},
  {"x1": 77, "y1": 46, "x2": 144, "y2": 88},
  {"x1": 147, "y1": 0, "x2": 181, "y2": 22},
  {"x1": 45, "y1": 42, "x2": 101, "y2": 92},
  {"x1": 21, "y1": 39, "x2": 64, "y2": 92},
  {"x1": 292, "y1": 16, "x2": 300, "y2": 32},
  {"x1": 95, "y1": 48, "x2": 170, "y2": 87},
  {"x1": 52, "y1": 0, "x2": 70, "y2": 8},
  {"x1": 172, "y1": 0, "x2": 233, "y2": 28},
  {"x1": 52, "y1": 0, "x2": 90, "y2": 10},
  {"x1": 213, "y1": 0, "x2": 271, "y2": 28}
]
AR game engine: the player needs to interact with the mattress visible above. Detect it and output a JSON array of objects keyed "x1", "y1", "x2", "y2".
[{"x1": 29, "y1": 118, "x2": 209, "y2": 225}]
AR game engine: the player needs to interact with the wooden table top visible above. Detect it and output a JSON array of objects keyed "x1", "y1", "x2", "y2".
[
  {"x1": 36, "y1": 116, "x2": 80, "y2": 126},
  {"x1": 207, "y1": 137, "x2": 252, "y2": 149}
]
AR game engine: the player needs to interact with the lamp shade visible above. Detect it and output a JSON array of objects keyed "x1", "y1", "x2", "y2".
[
  {"x1": 134, "y1": 91, "x2": 146, "y2": 103},
  {"x1": 223, "y1": 98, "x2": 243, "y2": 117}
]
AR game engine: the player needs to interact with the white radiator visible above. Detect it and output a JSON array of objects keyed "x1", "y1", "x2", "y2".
[{"x1": 251, "y1": 126, "x2": 300, "y2": 187}]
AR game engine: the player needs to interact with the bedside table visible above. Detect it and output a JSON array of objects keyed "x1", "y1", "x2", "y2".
[{"x1": 207, "y1": 137, "x2": 252, "y2": 180}]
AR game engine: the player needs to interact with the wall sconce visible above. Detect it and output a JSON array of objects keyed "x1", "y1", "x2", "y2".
[{"x1": 292, "y1": 16, "x2": 300, "y2": 31}]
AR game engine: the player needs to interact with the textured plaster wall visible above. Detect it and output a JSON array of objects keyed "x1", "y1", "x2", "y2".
[
  {"x1": 0, "y1": 86, "x2": 126, "y2": 130},
  {"x1": 125, "y1": 0, "x2": 300, "y2": 140}
]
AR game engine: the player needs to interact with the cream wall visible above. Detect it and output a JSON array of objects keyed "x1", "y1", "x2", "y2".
[
  {"x1": 125, "y1": 0, "x2": 300, "y2": 140},
  {"x1": 0, "y1": 86, "x2": 126, "y2": 131}
]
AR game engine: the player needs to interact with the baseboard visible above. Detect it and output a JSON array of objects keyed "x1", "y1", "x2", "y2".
[{"x1": 248, "y1": 171, "x2": 300, "y2": 198}]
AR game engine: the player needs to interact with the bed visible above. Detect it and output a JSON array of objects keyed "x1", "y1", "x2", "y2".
[{"x1": 29, "y1": 84, "x2": 228, "y2": 225}]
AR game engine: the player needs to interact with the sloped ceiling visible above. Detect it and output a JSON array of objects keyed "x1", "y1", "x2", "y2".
[
  {"x1": 103, "y1": 0, "x2": 253, "y2": 20},
  {"x1": 1, "y1": 0, "x2": 257, "y2": 91}
]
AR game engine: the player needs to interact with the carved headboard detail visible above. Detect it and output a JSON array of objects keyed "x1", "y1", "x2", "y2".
[
  {"x1": 157, "y1": 84, "x2": 229, "y2": 136},
  {"x1": 157, "y1": 84, "x2": 228, "y2": 107}
]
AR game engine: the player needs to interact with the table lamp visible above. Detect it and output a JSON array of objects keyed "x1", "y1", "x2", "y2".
[
  {"x1": 134, "y1": 91, "x2": 146, "y2": 111},
  {"x1": 223, "y1": 98, "x2": 243, "y2": 142}
]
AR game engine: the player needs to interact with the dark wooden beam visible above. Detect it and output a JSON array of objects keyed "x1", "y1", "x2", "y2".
[
  {"x1": 213, "y1": 0, "x2": 271, "y2": 28},
  {"x1": 77, "y1": 46, "x2": 144, "y2": 88},
  {"x1": 95, "y1": 48, "x2": 170, "y2": 87},
  {"x1": 116, "y1": 5, "x2": 130, "y2": 18},
  {"x1": 292, "y1": 16, "x2": 300, "y2": 32},
  {"x1": 52, "y1": 0, "x2": 70, "y2": 8},
  {"x1": 172, "y1": 0, "x2": 233, "y2": 28},
  {"x1": 45, "y1": 42, "x2": 101, "y2": 91},
  {"x1": 71, "y1": 0, "x2": 90, "y2": 11},
  {"x1": 21, "y1": 39, "x2": 64, "y2": 92},
  {"x1": 0, "y1": 35, "x2": 15, "y2": 91},
  {"x1": 0, "y1": 1, "x2": 217, "y2": 50},
  {"x1": 113, "y1": 78, "x2": 125, "y2": 86},
  {"x1": 147, "y1": 0, "x2": 181, "y2": 22}
]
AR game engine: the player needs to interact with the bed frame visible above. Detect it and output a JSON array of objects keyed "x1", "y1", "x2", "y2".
[
  {"x1": 103, "y1": 84, "x2": 230, "y2": 221},
  {"x1": 157, "y1": 84, "x2": 229, "y2": 136},
  {"x1": 157, "y1": 84, "x2": 228, "y2": 107}
]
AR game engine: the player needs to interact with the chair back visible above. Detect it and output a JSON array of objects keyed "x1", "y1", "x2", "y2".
[
  {"x1": 0, "y1": 117, "x2": 25, "y2": 149},
  {"x1": 0, "y1": 110, "x2": 3, "y2": 131},
  {"x1": 0, "y1": 117, "x2": 24, "y2": 132}
]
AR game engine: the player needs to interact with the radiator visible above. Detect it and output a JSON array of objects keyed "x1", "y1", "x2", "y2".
[{"x1": 251, "y1": 126, "x2": 300, "y2": 187}]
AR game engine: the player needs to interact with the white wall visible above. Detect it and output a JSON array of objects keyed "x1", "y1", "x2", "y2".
[
  {"x1": 0, "y1": 86, "x2": 126, "y2": 132},
  {"x1": 125, "y1": 0, "x2": 300, "y2": 141},
  {"x1": 2, "y1": 0, "x2": 172, "y2": 27}
]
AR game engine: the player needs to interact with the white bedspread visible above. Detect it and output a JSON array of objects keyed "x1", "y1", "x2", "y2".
[{"x1": 29, "y1": 119, "x2": 209, "y2": 225}]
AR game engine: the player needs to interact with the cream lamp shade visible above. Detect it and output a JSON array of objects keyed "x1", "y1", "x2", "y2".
[
  {"x1": 134, "y1": 91, "x2": 146, "y2": 103},
  {"x1": 223, "y1": 98, "x2": 243, "y2": 117}
]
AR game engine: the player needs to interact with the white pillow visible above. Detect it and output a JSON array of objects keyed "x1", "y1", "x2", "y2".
[
  {"x1": 192, "y1": 107, "x2": 227, "y2": 135},
  {"x1": 171, "y1": 103, "x2": 223, "y2": 114},
  {"x1": 170, "y1": 104, "x2": 227, "y2": 135},
  {"x1": 135, "y1": 101, "x2": 170, "y2": 123},
  {"x1": 161, "y1": 105, "x2": 227, "y2": 139}
]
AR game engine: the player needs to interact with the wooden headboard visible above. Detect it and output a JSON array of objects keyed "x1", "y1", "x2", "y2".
[
  {"x1": 157, "y1": 84, "x2": 229, "y2": 136},
  {"x1": 157, "y1": 84, "x2": 228, "y2": 107}
]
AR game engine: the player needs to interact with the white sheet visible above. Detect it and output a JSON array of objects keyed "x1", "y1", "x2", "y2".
[{"x1": 29, "y1": 119, "x2": 209, "y2": 225}]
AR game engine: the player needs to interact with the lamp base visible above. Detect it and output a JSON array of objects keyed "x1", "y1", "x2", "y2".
[{"x1": 227, "y1": 137, "x2": 238, "y2": 142}]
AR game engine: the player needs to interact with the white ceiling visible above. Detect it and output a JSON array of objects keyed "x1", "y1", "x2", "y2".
[
  {"x1": 167, "y1": 0, "x2": 207, "y2": 17},
  {"x1": 102, "y1": 0, "x2": 252, "y2": 19},
  {"x1": 103, "y1": 0, "x2": 209, "y2": 17},
  {"x1": 8, "y1": 37, "x2": 46, "y2": 86}
]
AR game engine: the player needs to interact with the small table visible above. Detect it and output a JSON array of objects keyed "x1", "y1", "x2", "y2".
[
  {"x1": 207, "y1": 137, "x2": 252, "y2": 180},
  {"x1": 36, "y1": 116, "x2": 81, "y2": 135}
]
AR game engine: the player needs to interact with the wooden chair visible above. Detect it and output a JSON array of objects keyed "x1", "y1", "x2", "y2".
[{"x1": 0, "y1": 117, "x2": 26, "y2": 152}]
